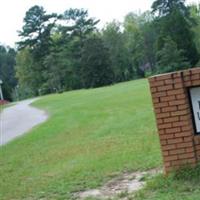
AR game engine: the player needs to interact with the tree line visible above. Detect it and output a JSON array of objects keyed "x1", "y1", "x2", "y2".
[{"x1": 1, "y1": 0, "x2": 200, "y2": 100}]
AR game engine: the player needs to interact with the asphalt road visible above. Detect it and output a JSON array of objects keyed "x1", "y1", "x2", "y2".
[{"x1": 0, "y1": 99, "x2": 48, "y2": 146}]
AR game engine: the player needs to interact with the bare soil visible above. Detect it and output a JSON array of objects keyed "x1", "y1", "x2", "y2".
[{"x1": 76, "y1": 168, "x2": 162, "y2": 200}]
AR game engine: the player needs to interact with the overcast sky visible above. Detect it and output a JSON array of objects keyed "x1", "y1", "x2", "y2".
[{"x1": 0, "y1": 0, "x2": 199, "y2": 47}]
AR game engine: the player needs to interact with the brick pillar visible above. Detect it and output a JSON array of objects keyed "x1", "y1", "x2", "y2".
[{"x1": 149, "y1": 71, "x2": 197, "y2": 173}]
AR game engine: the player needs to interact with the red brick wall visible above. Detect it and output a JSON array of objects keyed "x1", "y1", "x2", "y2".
[{"x1": 149, "y1": 68, "x2": 200, "y2": 173}]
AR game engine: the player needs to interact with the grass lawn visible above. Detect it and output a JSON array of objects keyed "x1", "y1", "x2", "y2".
[
  {"x1": 0, "y1": 79, "x2": 162, "y2": 199},
  {"x1": 130, "y1": 164, "x2": 200, "y2": 200},
  {"x1": 0, "y1": 104, "x2": 9, "y2": 113},
  {"x1": 0, "y1": 102, "x2": 15, "y2": 113},
  {"x1": 0, "y1": 105, "x2": 3, "y2": 112}
]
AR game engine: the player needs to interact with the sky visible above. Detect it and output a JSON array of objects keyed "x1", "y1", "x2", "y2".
[{"x1": 0, "y1": 0, "x2": 199, "y2": 47}]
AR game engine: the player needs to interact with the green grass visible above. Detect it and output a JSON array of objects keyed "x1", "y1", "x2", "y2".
[
  {"x1": 0, "y1": 102, "x2": 15, "y2": 113},
  {"x1": 0, "y1": 104, "x2": 10, "y2": 112},
  {"x1": 0, "y1": 104, "x2": 3, "y2": 112},
  {"x1": 128, "y1": 164, "x2": 200, "y2": 200},
  {"x1": 0, "y1": 79, "x2": 162, "y2": 200}
]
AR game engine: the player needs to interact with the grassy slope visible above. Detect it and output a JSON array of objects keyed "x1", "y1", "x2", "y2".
[
  {"x1": 0, "y1": 79, "x2": 162, "y2": 200},
  {"x1": 133, "y1": 165, "x2": 200, "y2": 200}
]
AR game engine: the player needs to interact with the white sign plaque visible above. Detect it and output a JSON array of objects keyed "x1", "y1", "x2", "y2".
[{"x1": 189, "y1": 87, "x2": 200, "y2": 133}]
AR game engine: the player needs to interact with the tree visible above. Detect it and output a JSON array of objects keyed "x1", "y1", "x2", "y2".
[
  {"x1": 139, "y1": 12, "x2": 157, "y2": 72},
  {"x1": 58, "y1": 8, "x2": 100, "y2": 89},
  {"x1": 16, "y1": 7, "x2": 103, "y2": 96},
  {"x1": 18, "y1": 5, "x2": 57, "y2": 53},
  {"x1": 43, "y1": 46, "x2": 71, "y2": 93},
  {"x1": 16, "y1": 4, "x2": 200, "y2": 100},
  {"x1": 15, "y1": 48, "x2": 37, "y2": 98},
  {"x1": 156, "y1": 37, "x2": 189, "y2": 73},
  {"x1": 190, "y1": 4, "x2": 200, "y2": 56},
  {"x1": 17, "y1": 6, "x2": 58, "y2": 95},
  {"x1": 152, "y1": 0, "x2": 199, "y2": 66},
  {"x1": 152, "y1": 0, "x2": 188, "y2": 16},
  {"x1": 0, "y1": 45, "x2": 17, "y2": 100},
  {"x1": 61, "y1": 9, "x2": 99, "y2": 42},
  {"x1": 123, "y1": 12, "x2": 151, "y2": 78},
  {"x1": 81, "y1": 36, "x2": 113, "y2": 88},
  {"x1": 102, "y1": 21, "x2": 130, "y2": 82}
]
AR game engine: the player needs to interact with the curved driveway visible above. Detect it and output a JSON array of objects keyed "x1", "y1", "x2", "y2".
[{"x1": 0, "y1": 99, "x2": 48, "y2": 146}]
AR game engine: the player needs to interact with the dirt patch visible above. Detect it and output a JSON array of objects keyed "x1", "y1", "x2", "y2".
[{"x1": 75, "y1": 168, "x2": 162, "y2": 199}]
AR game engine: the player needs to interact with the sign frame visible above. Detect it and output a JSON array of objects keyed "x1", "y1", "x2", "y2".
[{"x1": 188, "y1": 86, "x2": 200, "y2": 135}]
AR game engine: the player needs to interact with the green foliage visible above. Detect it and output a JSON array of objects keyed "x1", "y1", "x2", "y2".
[
  {"x1": 123, "y1": 12, "x2": 156, "y2": 78},
  {"x1": 0, "y1": 46, "x2": 16, "y2": 100},
  {"x1": 156, "y1": 37, "x2": 189, "y2": 73},
  {"x1": 102, "y1": 21, "x2": 131, "y2": 82},
  {"x1": 18, "y1": 5, "x2": 57, "y2": 52},
  {"x1": 152, "y1": 0, "x2": 188, "y2": 16},
  {"x1": 43, "y1": 50, "x2": 69, "y2": 93},
  {"x1": 16, "y1": 6, "x2": 58, "y2": 97},
  {"x1": 123, "y1": 13, "x2": 146, "y2": 78},
  {"x1": 81, "y1": 35, "x2": 114, "y2": 88},
  {"x1": 62, "y1": 8, "x2": 99, "y2": 39},
  {"x1": 16, "y1": 48, "x2": 37, "y2": 97},
  {"x1": 140, "y1": 12, "x2": 157, "y2": 71},
  {"x1": 152, "y1": 0, "x2": 199, "y2": 66},
  {"x1": 190, "y1": 4, "x2": 200, "y2": 58},
  {"x1": 16, "y1": 7, "x2": 101, "y2": 98},
  {"x1": 59, "y1": 8, "x2": 100, "y2": 89},
  {"x1": 3, "y1": 1, "x2": 200, "y2": 100}
]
